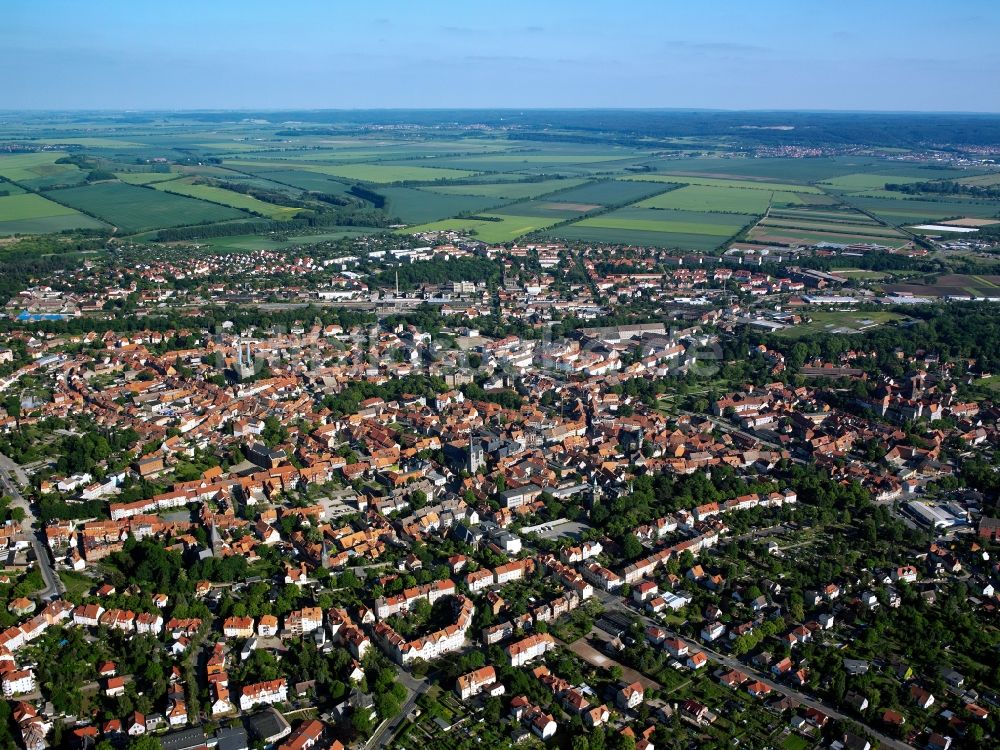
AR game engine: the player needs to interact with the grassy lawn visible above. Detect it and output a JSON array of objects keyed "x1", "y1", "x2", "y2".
[
  {"x1": 59, "y1": 570, "x2": 94, "y2": 599},
  {"x1": 782, "y1": 734, "x2": 811, "y2": 750},
  {"x1": 974, "y1": 375, "x2": 1000, "y2": 392}
]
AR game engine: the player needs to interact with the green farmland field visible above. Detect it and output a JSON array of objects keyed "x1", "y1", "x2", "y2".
[
  {"x1": 637, "y1": 185, "x2": 805, "y2": 214},
  {"x1": 547, "y1": 224, "x2": 733, "y2": 250},
  {"x1": 757, "y1": 218, "x2": 904, "y2": 238},
  {"x1": 153, "y1": 179, "x2": 301, "y2": 219},
  {"x1": 0, "y1": 193, "x2": 108, "y2": 235},
  {"x1": 0, "y1": 193, "x2": 78, "y2": 221},
  {"x1": 115, "y1": 171, "x2": 179, "y2": 185},
  {"x1": 491, "y1": 198, "x2": 603, "y2": 220},
  {"x1": 192, "y1": 228, "x2": 382, "y2": 251},
  {"x1": 0, "y1": 151, "x2": 87, "y2": 189},
  {"x1": 844, "y1": 196, "x2": 1000, "y2": 225},
  {"x1": 378, "y1": 187, "x2": 510, "y2": 224},
  {"x1": 48, "y1": 182, "x2": 249, "y2": 233},
  {"x1": 768, "y1": 207, "x2": 881, "y2": 224},
  {"x1": 0, "y1": 152, "x2": 70, "y2": 181},
  {"x1": 748, "y1": 225, "x2": 911, "y2": 248},
  {"x1": 0, "y1": 182, "x2": 27, "y2": 196},
  {"x1": 232, "y1": 162, "x2": 478, "y2": 184},
  {"x1": 571, "y1": 207, "x2": 749, "y2": 236},
  {"x1": 396, "y1": 154, "x2": 643, "y2": 175},
  {"x1": 401, "y1": 214, "x2": 560, "y2": 243},
  {"x1": 543, "y1": 179, "x2": 671, "y2": 206},
  {"x1": 625, "y1": 174, "x2": 822, "y2": 193},
  {"x1": 818, "y1": 173, "x2": 924, "y2": 192},
  {"x1": 228, "y1": 167, "x2": 356, "y2": 194},
  {"x1": 958, "y1": 173, "x2": 1000, "y2": 187},
  {"x1": 646, "y1": 156, "x2": 868, "y2": 183},
  {"x1": 549, "y1": 207, "x2": 750, "y2": 250},
  {"x1": 422, "y1": 178, "x2": 590, "y2": 201}
]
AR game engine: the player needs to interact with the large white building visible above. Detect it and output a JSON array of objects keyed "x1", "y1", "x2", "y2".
[{"x1": 239, "y1": 678, "x2": 288, "y2": 711}]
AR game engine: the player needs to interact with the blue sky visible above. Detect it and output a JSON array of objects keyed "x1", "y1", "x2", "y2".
[{"x1": 5, "y1": 0, "x2": 999, "y2": 111}]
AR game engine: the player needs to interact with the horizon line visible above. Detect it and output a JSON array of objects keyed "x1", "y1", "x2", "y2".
[{"x1": 3, "y1": 107, "x2": 1000, "y2": 116}]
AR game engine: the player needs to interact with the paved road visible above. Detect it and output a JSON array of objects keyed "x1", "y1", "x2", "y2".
[
  {"x1": 0, "y1": 452, "x2": 64, "y2": 601},
  {"x1": 591, "y1": 589, "x2": 913, "y2": 750},
  {"x1": 0, "y1": 452, "x2": 28, "y2": 488},
  {"x1": 365, "y1": 669, "x2": 428, "y2": 749}
]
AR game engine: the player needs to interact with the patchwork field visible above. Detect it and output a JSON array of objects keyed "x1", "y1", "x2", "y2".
[
  {"x1": 756, "y1": 218, "x2": 905, "y2": 239},
  {"x1": 0, "y1": 193, "x2": 108, "y2": 235},
  {"x1": 768, "y1": 207, "x2": 882, "y2": 225},
  {"x1": 48, "y1": 182, "x2": 248, "y2": 233},
  {"x1": 748, "y1": 203, "x2": 910, "y2": 248},
  {"x1": 1, "y1": 127, "x2": 993, "y2": 247},
  {"x1": 844, "y1": 195, "x2": 1000, "y2": 226}
]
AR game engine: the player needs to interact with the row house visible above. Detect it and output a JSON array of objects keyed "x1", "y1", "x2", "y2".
[{"x1": 240, "y1": 678, "x2": 288, "y2": 711}]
